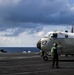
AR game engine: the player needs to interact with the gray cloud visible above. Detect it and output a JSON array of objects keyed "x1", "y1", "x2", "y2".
[{"x1": 0, "y1": 0, "x2": 74, "y2": 30}]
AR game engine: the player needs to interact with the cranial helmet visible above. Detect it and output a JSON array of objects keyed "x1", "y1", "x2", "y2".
[{"x1": 53, "y1": 43, "x2": 57, "y2": 47}]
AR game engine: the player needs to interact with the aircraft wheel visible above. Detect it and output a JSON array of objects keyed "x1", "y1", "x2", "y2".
[{"x1": 43, "y1": 56, "x2": 48, "y2": 61}]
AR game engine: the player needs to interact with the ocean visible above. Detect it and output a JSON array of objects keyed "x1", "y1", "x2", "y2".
[{"x1": 0, "y1": 47, "x2": 40, "y2": 53}]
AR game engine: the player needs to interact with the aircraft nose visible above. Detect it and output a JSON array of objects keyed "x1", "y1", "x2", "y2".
[{"x1": 37, "y1": 39, "x2": 41, "y2": 50}]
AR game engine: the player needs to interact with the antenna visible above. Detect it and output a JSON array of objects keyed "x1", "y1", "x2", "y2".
[{"x1": 71, "y1": 23, "x2": 73, "y2": 33}]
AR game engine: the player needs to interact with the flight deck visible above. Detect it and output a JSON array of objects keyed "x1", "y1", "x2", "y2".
[{"x1": 0, "y1": 53, "x2": 74, "y2": 75}]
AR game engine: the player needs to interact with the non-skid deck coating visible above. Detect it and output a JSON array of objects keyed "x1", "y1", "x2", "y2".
[{"x1": 0, "y1": 53, "x2": 74, "y2": 75}]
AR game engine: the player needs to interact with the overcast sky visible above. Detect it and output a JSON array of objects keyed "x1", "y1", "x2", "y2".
[{"x1": 0, "y1": 0, "x2": 74, "y2": 47}]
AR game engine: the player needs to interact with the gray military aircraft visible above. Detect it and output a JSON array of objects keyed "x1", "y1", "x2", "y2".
[{"x1": 37, "y1": 25, "x2": 74, "y2": 61}]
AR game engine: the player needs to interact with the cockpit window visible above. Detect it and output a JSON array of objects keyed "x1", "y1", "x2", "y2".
[
  {"x1": 44, "y1": 33, "x2": 51, "y2": 38},
  {"x1": 45, "y1": 33, "x2": 57, "y2": 38},
  {"x1": 51, "y1": 33, "x2": 57, "y2": 38},
  {"x1": 48, "y1": 34, "x2": 52, "y2": 37}
]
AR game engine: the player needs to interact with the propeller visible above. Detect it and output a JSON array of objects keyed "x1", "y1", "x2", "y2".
[{"x1": 71, "y1": 24, "x2": 73, "y2": 33}]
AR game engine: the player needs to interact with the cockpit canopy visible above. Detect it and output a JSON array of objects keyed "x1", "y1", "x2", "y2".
[
  {"x1": 45, "y1": 32, "x2": 57, "y2": 38},
  {"x1": 45, "y1": 31, "x2": 69, "y2": 38}
]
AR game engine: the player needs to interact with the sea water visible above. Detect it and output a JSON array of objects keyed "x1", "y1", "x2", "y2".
[{"x1": 0, "y1": 47, "x2": 40, "y2": 53}]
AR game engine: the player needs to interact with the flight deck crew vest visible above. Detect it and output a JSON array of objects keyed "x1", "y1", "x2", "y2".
[{"x1": 51, "y1": 47, "x2": 57, "y2": 57}]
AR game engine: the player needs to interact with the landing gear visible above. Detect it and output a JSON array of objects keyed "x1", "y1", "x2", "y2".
[
  {"x1": 43, "y1": 56, "x2": 48, "y2": 61},
  {"x1": 41, "y1": 51, "x2": 49, "y2": 61}
]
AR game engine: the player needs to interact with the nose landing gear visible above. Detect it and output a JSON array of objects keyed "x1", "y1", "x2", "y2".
[
  {"x1": 43, "y1": 56, "x2": 48, "y2": 61},
  {"x1": 41, "y1": 51, "x2": 48, "y2": 61}
]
